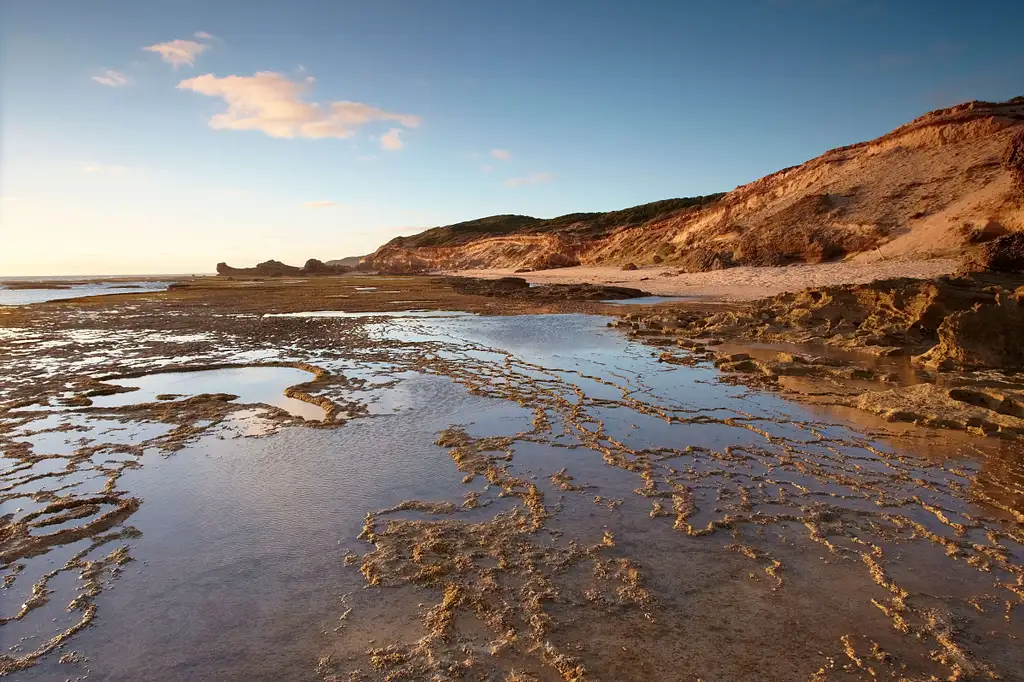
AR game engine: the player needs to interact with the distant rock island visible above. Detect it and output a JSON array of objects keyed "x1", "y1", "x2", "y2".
[{"x1": 216, "y1": 258, "x2": 358, "y2": 277}]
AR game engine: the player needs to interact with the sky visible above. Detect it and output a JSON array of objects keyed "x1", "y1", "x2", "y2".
[{"x1": 2, "y1": 1, "x2": 1023, "y2": 276}]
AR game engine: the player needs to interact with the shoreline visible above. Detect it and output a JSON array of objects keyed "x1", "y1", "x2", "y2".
[
  {"x1": 2, "y1": 269, "x2": 1022, "y2": 680},
  {"x1": 446, "y1": 257, "x2": 961, "y2": 301}
]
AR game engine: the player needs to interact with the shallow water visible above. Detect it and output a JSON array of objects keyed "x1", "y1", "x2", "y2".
[
  {"x1": 601, "y1": 295, "x2": 689, "y2": 305},
  {"x1": 2, "y1": 312, "x2": 1022, "y2": 680},
  {"x1": 0, "y1": 281, "x2": 172, "y2": 306},
  {"x1": 263, "y1": 309, "x2": 471, "y2": 319},
  {"x1": 89, "y1": 366, "x2": 326, "y2": 420}
]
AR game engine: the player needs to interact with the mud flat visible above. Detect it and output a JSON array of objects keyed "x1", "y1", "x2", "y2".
[{"x1": 1, "y1": 274, "x2": 1022, "y2": 680}]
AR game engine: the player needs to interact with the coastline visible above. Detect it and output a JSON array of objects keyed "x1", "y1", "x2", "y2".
[{"x1": 445, "y1": 256, "x2": 962, "y2": 301}]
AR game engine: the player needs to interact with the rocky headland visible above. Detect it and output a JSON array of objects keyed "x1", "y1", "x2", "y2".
[{"x1": 215, "y1": 258, "x2": 353, "y2": 277}]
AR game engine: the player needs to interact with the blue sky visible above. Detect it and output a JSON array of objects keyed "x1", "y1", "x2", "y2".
[{"x1": 2, "y1": 0, "x2": 1022, "y2": 275}]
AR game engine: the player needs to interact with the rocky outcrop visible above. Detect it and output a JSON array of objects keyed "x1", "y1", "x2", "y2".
[
  {"x1": 302, "y1": 259, "x2": 352, "y2": 275},
  {"x1": 615, "y1": 273, "x2": 1024, "y2": 369},
  {"x1": 216, "y1": 259, "x2": 352, "y2": 277},
  {"x1": 915, "y1": 288, "x2": 1024, "y2": 369},
  {"x1": 960, "y1": 232, "x2": 1024, "y2": 273},
  {"x1": 217, "y1": 260, "x2": 303, "y2": 277}
]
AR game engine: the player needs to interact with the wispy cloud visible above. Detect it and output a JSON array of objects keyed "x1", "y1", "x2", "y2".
[
  {"x1": 301, "y1": 200, "x2": 338, "y2": 209},
  {"x1": 92, "y1": 70, "x2": 130, "y2": 87},
  {"x1": 82, "y1": 163, "x2": 128, "y2": 175},
  {"x1": 193, "y1": 31, "x2": 216, "y2": 40},
  {"x1": 490, "y1": 148, "x2": 511, "y2": 160},
  {"x1": 504, "y1": 172, "x2": 554, "y2": 187},
  {"x1": 144, "y1": 38, "x2": 210, "y2": 68},
  {"x1": 380, "y1": 128, "x2": 405, "y2": 151},
  {"x1": 178, "y1": 71, "x2": 422, "y2": 140}
]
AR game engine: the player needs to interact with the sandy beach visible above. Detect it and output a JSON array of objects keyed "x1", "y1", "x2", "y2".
[{"x1": 449, "y1": 257, "x2": 962, "y2": 301}]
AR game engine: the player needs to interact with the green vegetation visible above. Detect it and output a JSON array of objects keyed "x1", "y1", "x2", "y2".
[{"x1": 382, "y1": 194, "x2": 725, "y2": 249}]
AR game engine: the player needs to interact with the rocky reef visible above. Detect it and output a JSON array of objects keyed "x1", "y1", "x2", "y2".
[
  {"x1": 615, "y1": 269, "x2": 1024, "y2": 438},
  {"x1": 621, "y1": 273, "x2": 1024, "y2": 369}
]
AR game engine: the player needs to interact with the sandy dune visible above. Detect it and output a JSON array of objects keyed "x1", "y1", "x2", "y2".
[{"x1": 449, "y1": 257, "x2": 961, "y2": 302}]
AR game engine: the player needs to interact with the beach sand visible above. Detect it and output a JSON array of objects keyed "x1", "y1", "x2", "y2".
[{"x1": 449, "y1": 257, "x2": 961, "y2": 301}]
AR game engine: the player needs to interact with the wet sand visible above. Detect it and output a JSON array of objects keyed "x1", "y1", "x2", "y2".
[
  {"x1": 1, "y1": 274, "x2": 1022, "y2": 681},
  {"x1": 449, "y1": 258, "x2": 961, "y2": 301}
]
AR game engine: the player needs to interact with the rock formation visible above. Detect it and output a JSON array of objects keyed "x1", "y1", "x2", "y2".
[
  {"x1": 216, "y1": 259, "x2": 352, "y2": 277},
  {"x1": 302, "y1": 259, "x2": 351, "y2": 275},
  {"x1": 615, "y1": 273, "x2": 1024, "y2": 370},
  {"x1": 216, "y1": 260, "x2": 303, "y2": 277},
  {"x1": 960, "y1": 232, "x2": 1024, "y2": 273},
  {"x1": 915, "y1": 287, "x2": 1024, "y2": 369}
]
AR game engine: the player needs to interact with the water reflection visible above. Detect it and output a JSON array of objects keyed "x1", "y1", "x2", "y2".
[
  {"x1": 89, "y1": 367, "x2": 325, "y2": 420},
  {"x1": 3, "y1": 311, "x2": 1022, "y2": 680},
  {"x1": 0, "y1": 281, "x2": 172, "y2": 306}
]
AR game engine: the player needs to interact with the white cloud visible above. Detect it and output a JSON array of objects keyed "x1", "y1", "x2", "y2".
[
  {"x1": 144, "y1": 39, "x2": 209, "y2": 68},
  {"x1": 380, "y1": 128, "x2": 404, "y2": 151},
  {"x1": 177, "y1": 72, "x2": 421, "y2": 140},
  {"x1": 82, "y1": 163, "x2": 128, "y2": 175},
  {"x1": 302, "y1": 200, "x2": 337, "y2": 209},
  {"x1": 490, "y1": 148, "x2": 511, "y2": 160},
  {"x1": 504, "y1": 172, "x2": 554, "y2": 187},
  {"x1": 92, "y1": 70, "x2": 130, "y2": 87},
  {"x1": 194, "y1": 31, "x2": 216, "y2": 40}
]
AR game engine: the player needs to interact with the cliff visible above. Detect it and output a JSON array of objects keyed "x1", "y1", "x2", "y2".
[{"x1": 368, "y1": 97, "x2": 1024, "y2": 274}]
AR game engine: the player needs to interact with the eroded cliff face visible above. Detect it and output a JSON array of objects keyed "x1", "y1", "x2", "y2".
[
  {"x1": 367, "y1": 234, "x2": 586, "y2": 274},
  {"x1": 369, "y1": 97, "x2": 1024, "y2": 274}
]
